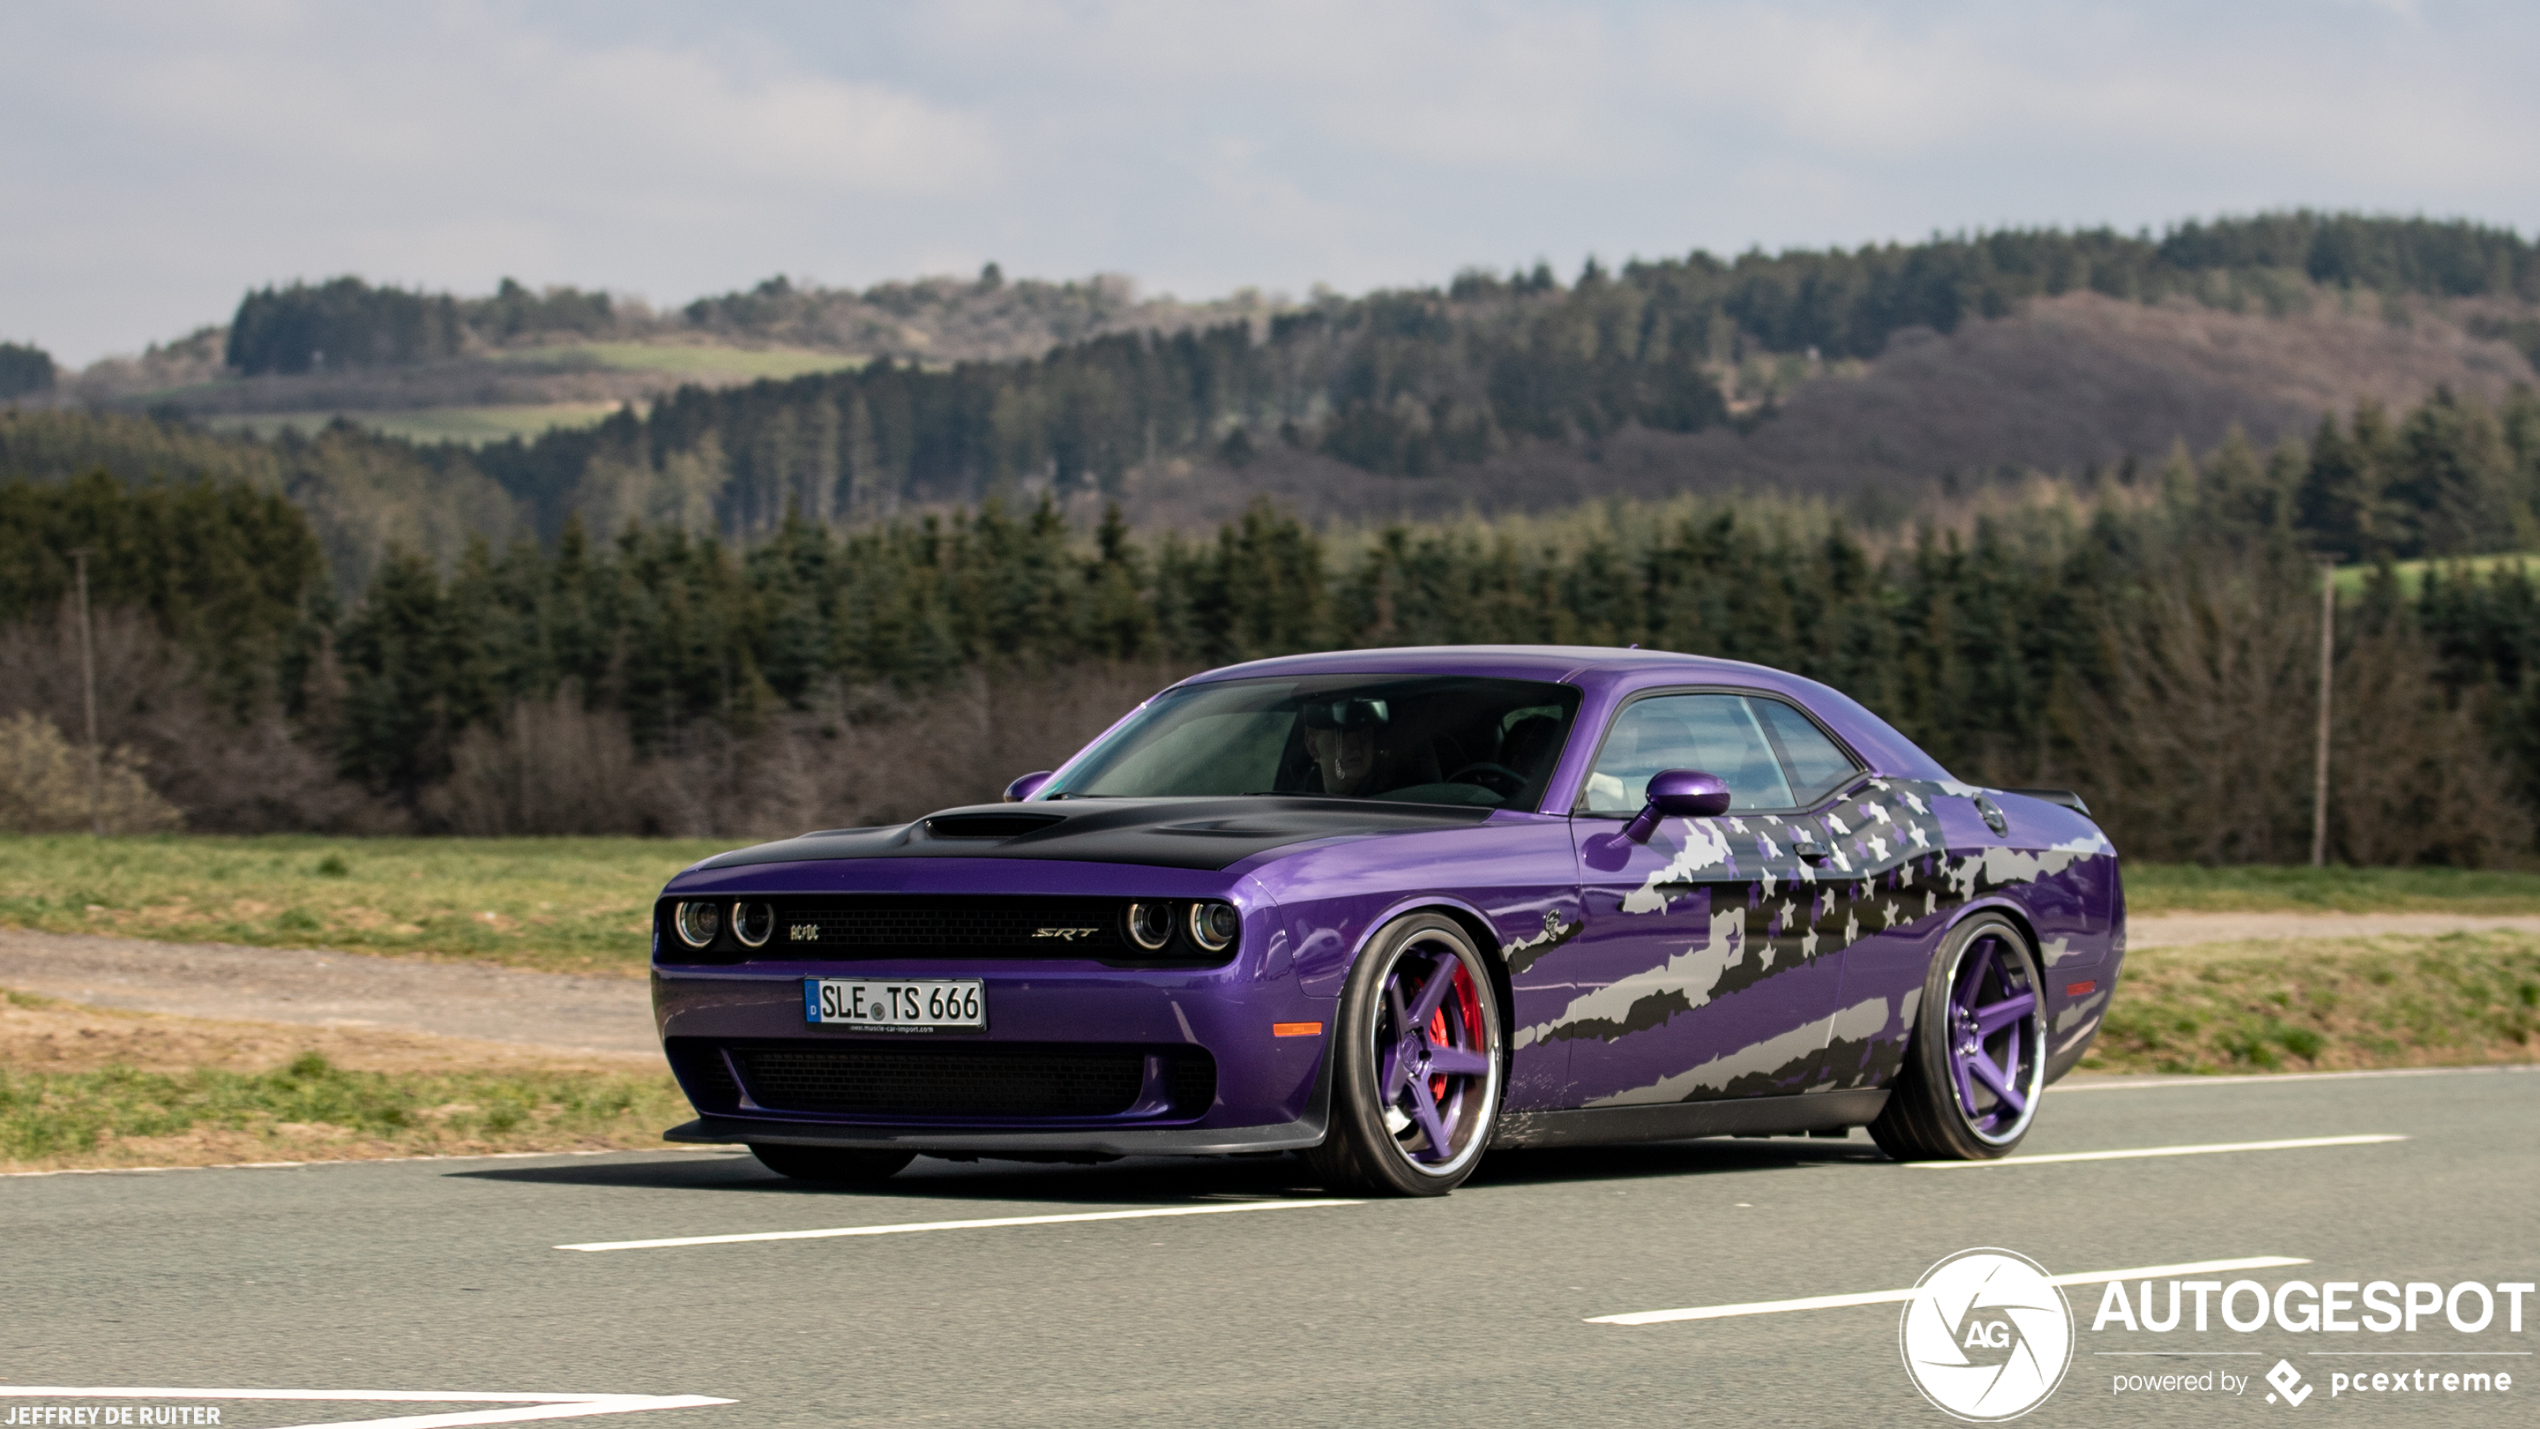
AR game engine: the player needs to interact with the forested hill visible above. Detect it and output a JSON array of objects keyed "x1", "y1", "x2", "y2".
[
  {"x1": 7, "y1": 212, "x2": 2540, "y2": 594},
  {"x1": 420, "y1": 211, "x2": 2540, "y2": 536}
]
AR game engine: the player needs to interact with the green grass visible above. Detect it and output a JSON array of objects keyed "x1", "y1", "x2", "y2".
[
  {"x1": 206, "y1": 403, "x2": 627, "y2": 446},
  {"x1": 2330, "y1": 551, "x2": 2539, "y2": 599},
  {"x1": 490, "y1": 341, "x2": 864, "y2": 380},
  {"x1": 8, "y1": 837, "x2": 2540, "y2": 973},
  {"x1": 0, "y1": 1052, "x2": 688, "y2": 1168},
  {"x1": 2126, "y1": 863, "x2": 2540, "y2": 915},
  {"x1": 2084, "y1": 930, "x2": 2540, "y2": 1075},
  {"x1": 0, "y1": 834, "x2": 733, "y2": 974}
]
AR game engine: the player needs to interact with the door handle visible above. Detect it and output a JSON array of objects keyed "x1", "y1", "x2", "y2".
[{"x1": 1793, "y1": 840, "x2": 1831, "y2": 864}]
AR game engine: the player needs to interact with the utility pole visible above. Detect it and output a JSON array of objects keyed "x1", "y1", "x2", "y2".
[
  {"x1": 71, "y1": 549, "x2": 102, "y2": 837},
  {"x1": 2310, "y1": 557, "x2": 2335, "y2": 868}
]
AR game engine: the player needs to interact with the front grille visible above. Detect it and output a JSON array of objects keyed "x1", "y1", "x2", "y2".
[
  {"x1": 657, "y1": 895, "x2": 1237, "y2": 967},
  {"x1": 779, "y1": 896, "x2": 1132, "y2": 956},
  {"x1": 720, "y1": 1042, "x2": 1215, "y2": 1120}
]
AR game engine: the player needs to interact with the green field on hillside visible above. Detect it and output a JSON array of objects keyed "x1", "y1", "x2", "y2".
[
  {"x1": 492, "y1": 341, "x2": 864, "y2": 380},
  {"x1": 209, "y1": 402, "x2": 626, "y2": 446},
  {"x1": 2331, "y1": 551, "x2": 2540, "y2": 599}
]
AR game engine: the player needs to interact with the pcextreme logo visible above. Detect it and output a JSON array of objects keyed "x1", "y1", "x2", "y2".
[{"x1": 1900, "y1": 1249, "x2": 2076, "y2": 1422}]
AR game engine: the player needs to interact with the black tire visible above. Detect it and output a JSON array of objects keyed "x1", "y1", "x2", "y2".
[
  {"x1": 1303, "y1": 912, "x2": 1506, "y2": 1197},
  {"x1": 1869, "y1": 912, "x2": 2048, "y2": 1162},
  {"x1": 749, "y1": 1143, "x2": 917, "y2": 1184}
]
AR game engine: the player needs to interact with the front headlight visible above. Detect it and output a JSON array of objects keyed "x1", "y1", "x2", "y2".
[
  {"x1": 673, "y1": 900, "x2": 722, "y2": 949},
  {"x1": 731, "y1": 901, "x2": 774, "y2": 949},
  {"x1": 1125, "y1": 901, "x2": 1176, "y2": 952},
  {"x1": 1187, "y1": 901, "x2": 1240, "y2": 953}
]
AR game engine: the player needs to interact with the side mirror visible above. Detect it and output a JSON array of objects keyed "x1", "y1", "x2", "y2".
[
  {"x1": 1002, "y1": 770, "x2": 1055, "y2": 803},
  {"x1": 1623, "y1": 768, "x2": 1732, "y2": 843}
]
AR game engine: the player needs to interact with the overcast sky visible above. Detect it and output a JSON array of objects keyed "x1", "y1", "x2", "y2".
[{"x1": 7, "y1": 0, "x2": 2537, "y2": 366}]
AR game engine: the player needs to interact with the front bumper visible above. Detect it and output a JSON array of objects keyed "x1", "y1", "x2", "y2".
[{"x1": 650, "y1": 868, "x2": 1337, "y2": 1154}]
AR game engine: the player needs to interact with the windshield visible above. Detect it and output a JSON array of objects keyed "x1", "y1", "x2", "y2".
[{"x1": 1042, "y1": 675, "x2": 1583, "y2": 809}]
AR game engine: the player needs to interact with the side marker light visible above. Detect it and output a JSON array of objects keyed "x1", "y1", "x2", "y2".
[
  {"x1": 1272, "y1": 1021, "x2": 1323, "y2": 1038},
  {"x1": 2066, "y1": 980, "x2": 2097, "y2": 996}
]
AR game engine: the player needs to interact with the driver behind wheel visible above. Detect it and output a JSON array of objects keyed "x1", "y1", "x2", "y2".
[{"x1": 1302, "y1": 696, "x2": 1394, "y2": 796}]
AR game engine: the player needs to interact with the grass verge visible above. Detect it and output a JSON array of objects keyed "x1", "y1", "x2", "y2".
[
  {"x1": 0, "y1": 987, "x2": 690, "y2": 1172},
  {"x1": 0, "y1": 1051, "x2": 689, "y2": 1172},
  {"x1": 2124, "y1": 863, "x2": 2540, "y2": 915},
  {"x1": 2082, "y1": 930, "x2": 2540, "y2": 1075},
  {"x1": 0, "y1": 833, "x2": 731, "y2": 974}
]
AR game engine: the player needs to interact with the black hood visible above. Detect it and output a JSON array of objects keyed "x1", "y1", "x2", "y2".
[{"x1": 693, "y1": 797, "x2": 1497, "y2": 873}]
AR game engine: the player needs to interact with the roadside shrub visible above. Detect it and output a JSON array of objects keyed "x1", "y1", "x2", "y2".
[
  {"x1": 0, "y1": 711, "x2": 181, "y2": 834},
  {"x1": 0, "y1": 607, "x2": 394, "y2": 833}
]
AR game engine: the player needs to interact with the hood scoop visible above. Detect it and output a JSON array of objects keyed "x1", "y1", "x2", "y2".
[{"x1": 923, "y1": 812, "x2": 1065, "y2": 840}]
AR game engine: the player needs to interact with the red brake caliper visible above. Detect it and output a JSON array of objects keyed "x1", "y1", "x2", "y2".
[{"x1": 1427, "y1": 963, "x2": 1482, "y2": 1105}]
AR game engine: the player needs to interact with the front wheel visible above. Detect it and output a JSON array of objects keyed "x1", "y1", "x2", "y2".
[
  {"x1": 1870, "y1": 913, "x2": 2047, "y2": 1162},
  {"x1": 1304, "y1": 913, "x2": 1505, "y2": 1196},
  {"x1": 749, "y1": 1143, "x2": 917, "y2": 1184}
]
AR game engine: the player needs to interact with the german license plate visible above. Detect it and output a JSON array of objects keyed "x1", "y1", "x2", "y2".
[{"x1": 804, "y1": 978, "x2": 985, "y2": 1031}]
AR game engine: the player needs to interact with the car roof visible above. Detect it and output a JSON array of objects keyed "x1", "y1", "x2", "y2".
[
  {"x1": 1182, "y1": 644, "x2": 1788, "y2": 686},
  {"x1": 1172, "y1": 644, "x2": 1953, "y2": 781}
]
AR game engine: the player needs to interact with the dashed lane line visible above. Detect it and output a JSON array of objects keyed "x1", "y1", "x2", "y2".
[
  {"x1": 1904, "y1": 1134, "x2": 2405, "y2": 1169},
  {"x1": 1588, "y1": 1256, "x2": 2311, "y2": 1326},
  {"x1": 556, "y1": 1197, "x2": 1362, "y2": 1252}
]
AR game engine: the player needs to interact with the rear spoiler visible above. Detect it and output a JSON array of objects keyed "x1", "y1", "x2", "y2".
[{"x1": 2004, "y1": 787, "x2": 2091, "y2": 817}]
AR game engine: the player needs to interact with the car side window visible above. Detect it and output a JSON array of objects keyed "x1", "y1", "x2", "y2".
[
  {"x1": 1580, "y1": 692, "x2": 1860, "y2": 814},
  {"x1": 1754, "y1": 698, "x2": 1858, "y2": 806}
]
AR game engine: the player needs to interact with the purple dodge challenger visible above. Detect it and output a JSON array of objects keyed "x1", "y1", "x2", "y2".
[{"x1": 652, "y1": 646, "x2": 2124, "y2": 1195}]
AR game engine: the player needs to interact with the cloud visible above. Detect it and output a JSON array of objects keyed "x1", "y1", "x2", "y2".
[{"x1": 2, "y1": 0, "x2": 2536, "y2": 364}]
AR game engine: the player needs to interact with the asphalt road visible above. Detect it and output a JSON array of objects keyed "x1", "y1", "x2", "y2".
[{"x1": 3, "y1": 1067, "x2": 2532, "y2": 1428}]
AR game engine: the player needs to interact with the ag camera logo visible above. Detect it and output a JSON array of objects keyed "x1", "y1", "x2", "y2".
[{"x1": 1901, "y1": 1249, "x2": 2076, "y2": 1421}]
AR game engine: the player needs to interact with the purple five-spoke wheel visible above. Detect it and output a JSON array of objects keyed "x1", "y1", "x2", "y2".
[
  {"x1": 1943, "y1": 929, "x2": 2044, "y2": 1146},
  {"x1": 1373, "y1": 944, "x2": 1494, "y2": 1164},
  {"x1": 1308, "y1": 912, "x2": 1506, "y2": 1194}
]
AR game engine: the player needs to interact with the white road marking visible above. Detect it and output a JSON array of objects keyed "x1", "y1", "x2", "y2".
[
  {"x1": 1905, "y1": 1134, "x2": 2404, "y2": 1168},
  {"x1": 1589, "y1": 1255, "x2": 2310, "y2": 1326},
  {"x1": 557, "y1": 1198, "x2": 1362, "y2": 1252},
  {"x1": 2058, "y1": 1065, "x2": 2533, "y2": 1092},
  {"x1": 0, "y1": 1387, "x2": 728, "y2": 1428}
]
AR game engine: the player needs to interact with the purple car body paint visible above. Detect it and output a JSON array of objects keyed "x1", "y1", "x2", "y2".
[{"x1": 650, "y1": 646, "x2": 2123, "y2": 1163}]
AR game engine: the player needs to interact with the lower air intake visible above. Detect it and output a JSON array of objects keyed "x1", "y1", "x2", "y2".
[{"x1": 730, "y1": 1043, "x2": 1208, "y2": 1119}]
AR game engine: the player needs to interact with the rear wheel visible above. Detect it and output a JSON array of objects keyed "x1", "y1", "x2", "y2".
[
  {"x1": 748, "y1": 1143, "x2": 917, "y2": 1184},
  {"x1": 1869, "y1": 914, "x2": 2046, "y2": 1162},
  {"x1": 1304, "y1": 913, "x2": 1505, "y2": 1197}
]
